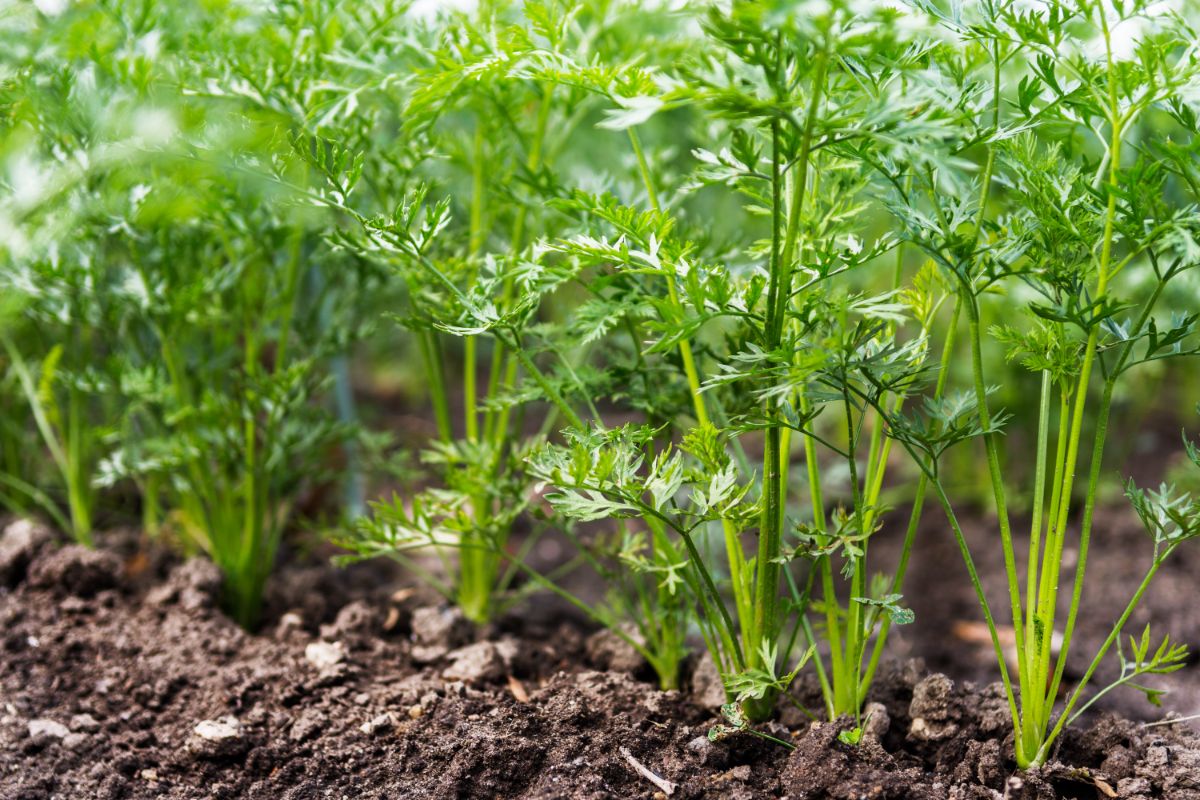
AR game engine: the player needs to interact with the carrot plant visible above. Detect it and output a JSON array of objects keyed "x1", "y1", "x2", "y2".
[
  {"x1": 330, "y1": 0, "x2": 698, "y2": 628},
  {"x1": 0, "y1": 0, "x2": 169, "y2": 544},
  {"x1": 530, "y1": 0, "x2": 975, "y2": 723},
  {"x1": 0, "y1": 319, "x2": 105, "y2": 545},
  {"x1": 881, "y1": 0, "x2": 1200, "y2": 768},
  {"x1": 3, "y1": 0, "x2": 381, "y2": 626}
]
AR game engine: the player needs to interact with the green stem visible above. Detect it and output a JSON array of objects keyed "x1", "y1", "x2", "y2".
[
  {"x1": 925, "y1": 465, "x2": 1021, "y2": 732},
  {"x1": 1020, "y1": 370, "x2": 1053, "y2": 747},
  {"x1": 272, "y1": 226, "x2": 305, "y2": 374},
  {"x1": 748, "y1": 50, "x2": 829, "y2": 720},
  {"x1": 237, "y1": 311, "x2": 262, "y2": 626},
  {"x1": 1030, "y1": 558, "x2": 1164, "y2": 767},
  {"x1": 840, "y1": 390, "x2": 868, "y2": 717},
  {"x1": 465, "y1": 120, "x2": 486, "y2": 444},
  {"x1": 66, "y1": 382, "x2": 92, "y2": 545},
  {"x1": 962, "y1": 287, "x2": 1027, "y2": 693},
  {"x1": 801, "y1": 615, "x2": 836, "y2": 720},
  {"x1": 456, "y1": 120, "x2": 491, "y2": 618},
  {"x1": 418, "y1": 329, "x2": 453, "y2": 443},
  {"x1": 505, "y1": 332, "x2": 584, "y2": 430},
  {"x1": 1042, "y1": 275, "x2": 1169, "y2": 730},
  {"x1": 1024, "y1": 23, "x2": 1123, "y2": 749}
]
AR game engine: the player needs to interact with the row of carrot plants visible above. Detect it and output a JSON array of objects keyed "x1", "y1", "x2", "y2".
[{"x1": 4, "y1": 0, "x2": 1200, "y2": 768}]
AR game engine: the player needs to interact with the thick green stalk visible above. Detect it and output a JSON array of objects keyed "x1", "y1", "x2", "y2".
[
  {"x1": 772, "y1": 53, "x2": 829, "y2": 345},
  {"x1": 456, "y1": 121, "x2": 491, "y2": 621},
  {"x1": 1033, "y1": 328, "x2": 1101, "y2": 682},
  {"x1": 841, "y1": 391, "x2": 868, "y2": 717},
  {"x1": 1029, "y1": 385, "x2": 1071, "y2": 724},
  {"x1": 749, "y1": 51, "x2": 829, "y2": 707},
  {"x1": 465, "y1": 121, "x2": 487, "y2": 444},
  {"x1": 1039, "y1": 275, "x2": 1169, "y2": 737},
  {"x1": 1042, "y1": 389, "x2": 1071, "y2": 567},
  {"x1": 802, "y1": 388, "x2": 843, "y2": 705},
  {"x1": 1021, "y1": 23, "x2": 1123, "y2": 754},
  {"x1": 753, "y1": 423, "x2": 785, "y2": 665},
  {"x1": 418, "y1": 330, "x2": 453, "y2": 443},
  {"x1": 963, "y1": 288, "x2": 1028, "y2": 712},
  {"x1": 1019, "y1": 370, "x2": 1053, "y2": 749},
  {"x1": 66, "y1": 382, "x2": 92, "y2": 545}
]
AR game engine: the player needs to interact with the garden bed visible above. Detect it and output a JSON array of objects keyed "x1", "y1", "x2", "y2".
[{"x1": 1, "y1": 511, "x2": 1196, "y2": 800}]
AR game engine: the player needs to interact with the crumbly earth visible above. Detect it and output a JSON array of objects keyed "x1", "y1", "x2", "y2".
[{"x1": 0, "y1": 516, "x2": 1197, "y2": 800}]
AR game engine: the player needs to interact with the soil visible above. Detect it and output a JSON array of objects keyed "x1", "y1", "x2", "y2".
[{"x1": 0, "y1": 508, "x2": 1197, "y2": 800}]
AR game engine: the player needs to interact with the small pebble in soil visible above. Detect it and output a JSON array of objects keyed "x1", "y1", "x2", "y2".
[
  {"x1": 908, "y1": 673, "x2": 959, "y2": 742},
  {"x1": 321, "y1": 600, "x2": 379, "y2": 640},
  {"x1": 584, "y1": 627, "x2": 645, "y2": 674},
  {"x1": 304, "y1": 640, "x2": 346, "y2": 670},
  {"x1": 495, "y1": 636, "x2": 520, "y2": 670},
  {"x1": 862, "y1": 701, "x2": 890, "y2": 739},
  {"x1": 727, "y1": 765, "x2": 752, "y2": 782},
  {"x1": 1118, "y1": 776, "x2": 1152, "y2": 796},
  {"x1": 193, "y1": 717, "x2": 241, "y2": 741},
  {"x1": 27, "y1": 719, "x2": 70, "y2": 739},
  {"x1": 441, "y1": 641, "x2": 503, "y2": 684},
  {"x1": 62, "y1": 732, "x2": 88, "y2": 750},
  {"x1": 288, "y1": 709, "x2": 326, "y2": 743},
  {"x1": 359, "y1": 712, "x2": 394, "y2": 735},
  {"x1": 189, "y1": 716, "x2": 248, "y2": 760},
  {"x1": 686, "y1": 734, "x2": 728, "y2": 768},
  {"x1": 146, "y1": 559, "x2": 222, "y2": 611}
]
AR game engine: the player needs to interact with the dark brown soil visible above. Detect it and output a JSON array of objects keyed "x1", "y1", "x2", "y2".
[{"x1": 0, "y1": 512, "x2": 1197, "y2": 800}]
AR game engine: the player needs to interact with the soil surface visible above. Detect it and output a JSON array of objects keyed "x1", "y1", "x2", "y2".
[{"x1": 0, "y1": 511, "x2": 1197, "y2": 800}]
